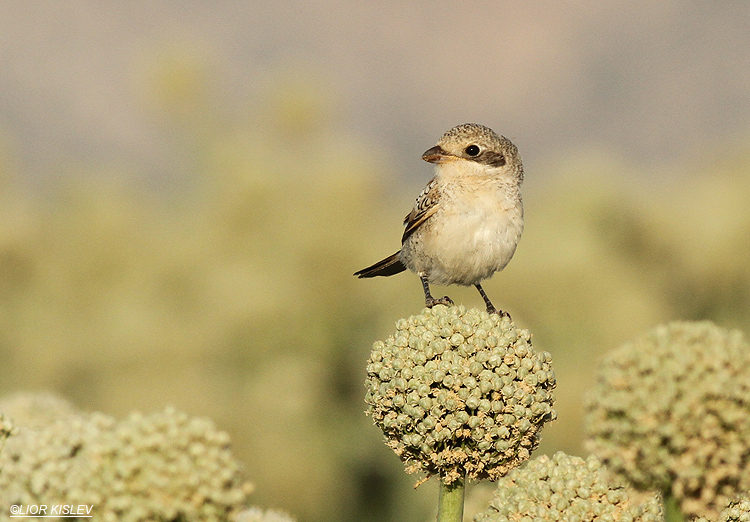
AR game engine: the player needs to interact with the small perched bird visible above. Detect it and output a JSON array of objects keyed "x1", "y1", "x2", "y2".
[{"x1": 354, "y1": 123, "x2": 524, "y2": 317}]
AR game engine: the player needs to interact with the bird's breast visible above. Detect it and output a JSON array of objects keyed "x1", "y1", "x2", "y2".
[{"x1": 415, "y1": 182, "x2": 523, "y2": 286}]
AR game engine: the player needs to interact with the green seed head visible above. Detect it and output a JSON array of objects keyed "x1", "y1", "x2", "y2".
[
  {"x1": 584, "y1": 321, "x2": 750, "y2": 520},
  {"x1": 475, "y1": 452, "x2": 663, "y2": 522},
  {"x1": 0, "y1": 407, "x2": 253, "y2": 521},
  {"x1": 694, "y1": 496, "x2": 750, "y2": 522},
  {"x1": 365, "y1": 305, "x2": 557, "y2": 484},
  {"x1": 718, "y1": 497, "x2": 750, "y2": 522}
]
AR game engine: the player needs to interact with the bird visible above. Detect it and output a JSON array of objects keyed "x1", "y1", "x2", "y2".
[{"x1": 354, "y1": 123, "x2": 524, "y2": 317}]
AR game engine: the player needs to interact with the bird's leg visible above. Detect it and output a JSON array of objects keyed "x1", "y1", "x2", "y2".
[
  {"x1": 475, "y1": 283, "x2": 510, "y2": 319},
  {"x1": 421, "y1": 275, "x2": 453, "y2": 308}
]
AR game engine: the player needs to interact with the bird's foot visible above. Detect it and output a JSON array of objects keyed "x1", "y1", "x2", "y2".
[
  {"x1": 487, "y1": 306, "x2": 511, "y2": 320},
  {"x1": 426, "y1": 295, "x2": 454, "y2": 308}
]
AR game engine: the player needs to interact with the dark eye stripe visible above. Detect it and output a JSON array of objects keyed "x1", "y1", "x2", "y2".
[{"x1": 479, "y1": 151, "x2": 506, "y2": 167}]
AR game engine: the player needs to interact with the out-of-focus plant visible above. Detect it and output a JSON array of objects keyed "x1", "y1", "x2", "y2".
[
  {"x1": 584, "y1": 321, "x2": 750, "y2": 520},
  {"x1": 0, "y1": 396, "x2": 253, "y2": 522},
  {"x1": 694, "y1": 496, "x2": 750, "y2": 522},
  {"x1": 0, "y1": 392, "x2": 79, "y2": 429},
  {"x1": 233, "y1": 507, "x2": 297, "y2": 522},
  {"x1": 0, "y1": 414, "x2": 13, "y2": 454},
  {"x1": 475, "y1": 452, "x2": 663, "y2": 522}
]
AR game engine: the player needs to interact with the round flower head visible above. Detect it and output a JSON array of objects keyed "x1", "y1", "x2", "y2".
[
  {"x1": 0, "y1": 391, "x2": 79, "y2": 429},
  {"x1": 365, "y1": 305, "x2": 556, "y2": 484},
  {"x1": 0, "y1": 407, "x2": 253, "y2": 522},
  {"x1": 475, "y1": 452, "x2": 663, "y2": 522},
  {"x1": 584, "y1": 321, "x2": 750, "y2": 520},
  {"x1": 0, "y1": 412, "x2": 116, "y2": 509},
  {"x1": 694, "y1": 496, "x2": 750, "y2": 522},
  {"x1": 234, "y1": 507, "x2": 296, "y2": 522},
  {"x1": 718, "y1": 497, "x2": 750, "y2": 522}
]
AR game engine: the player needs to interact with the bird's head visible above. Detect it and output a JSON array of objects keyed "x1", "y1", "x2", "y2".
[{"x1": 422, "y1": 123, "x2": 523, "y2": 182}]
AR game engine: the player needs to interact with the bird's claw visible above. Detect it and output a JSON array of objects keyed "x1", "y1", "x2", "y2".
[
  {"x1": 426, "y1": 295, "x2": 454, "y2": 308},
  {"x1": 487, "y1": 306, "x2": 511, "y2": 320}
]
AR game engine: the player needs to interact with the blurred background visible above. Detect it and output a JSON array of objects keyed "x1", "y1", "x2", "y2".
[{"x1": 0, "y1": 2, "x2": 749, "y2": 521}]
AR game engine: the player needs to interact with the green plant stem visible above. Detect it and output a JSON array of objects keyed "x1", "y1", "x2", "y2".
[
  {"x1": 664, "y1": 492, "x2": 686, "y2": 522},
  {"x1": 437, "y1": 476, "x2": 465, "y2": 522}
]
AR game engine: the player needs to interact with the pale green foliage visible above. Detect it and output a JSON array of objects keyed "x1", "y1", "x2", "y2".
[
  {"x1": 584, "y1": 322, "x2": 750, "y2": 520},
  {"x1": 0, "y1": 406, "x2": 253, "y2": 522},
  {"x1": 475, "y1": 452, "x2": 663, "y2": 522},
  {"x1": 365, "y1": 305, "x2": 556, "y2": 484}
]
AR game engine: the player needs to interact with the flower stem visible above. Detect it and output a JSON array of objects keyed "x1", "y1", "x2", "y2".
[
  {"x1": 664, "y1": 492, "x2": 686, "y2": 522},
  {"x1": 437, "y1": 476, "x2": 465, "y2": 522}
]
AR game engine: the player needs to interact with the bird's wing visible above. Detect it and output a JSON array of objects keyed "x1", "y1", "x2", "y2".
[{"x1": 402, "y1": 178, "x2": 439, "y2": 243}]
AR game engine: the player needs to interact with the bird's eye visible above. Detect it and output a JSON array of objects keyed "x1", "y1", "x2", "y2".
[{"x1": 465, "y1": 145, "x2": 480, "y2": 156}]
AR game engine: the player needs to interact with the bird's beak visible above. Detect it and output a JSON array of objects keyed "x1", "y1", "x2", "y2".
[{"x1": 421, "y1": 145, "x2": 453, "y2": 164}]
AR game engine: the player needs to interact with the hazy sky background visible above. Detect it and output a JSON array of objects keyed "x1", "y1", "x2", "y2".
[{"x1": 1, "y1": 1, "x2": 749, "y2": 187}]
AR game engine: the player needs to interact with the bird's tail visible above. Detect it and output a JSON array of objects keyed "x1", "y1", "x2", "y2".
[{"x1": 354, "y1": 252, "x2": 406, "y2": 278}]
